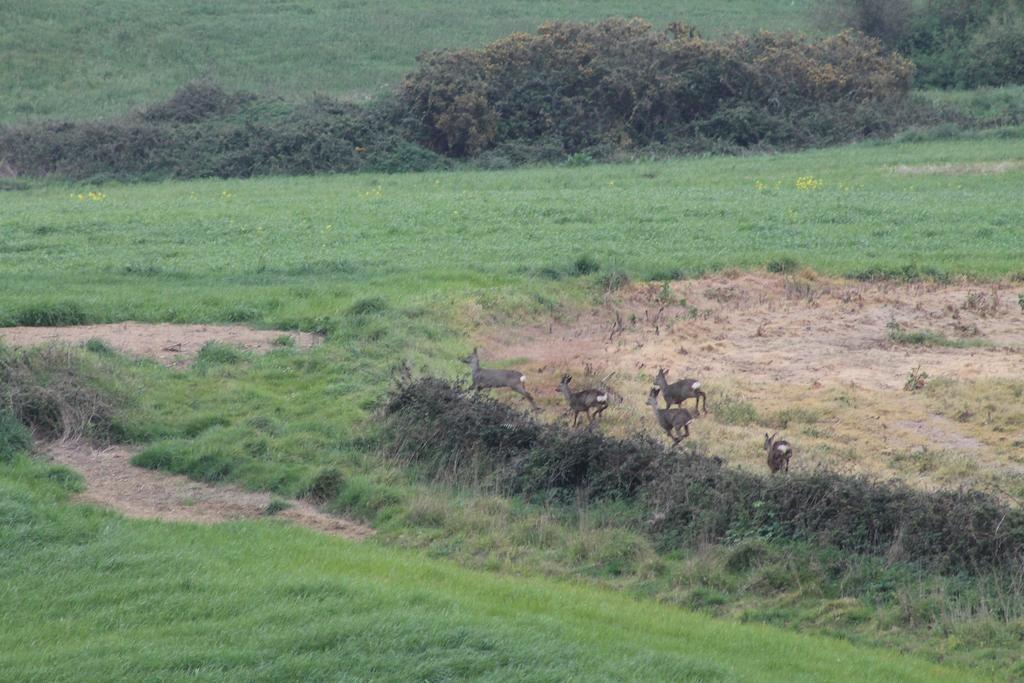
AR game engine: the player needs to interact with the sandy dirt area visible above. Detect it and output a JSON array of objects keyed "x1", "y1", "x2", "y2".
[
  {"x1": 43, "y1": 441, "x2": 373, "y2": 540},
  {"x1": 0, "y1": 322, "x2": 320, "y2": 366},
  {"x1": 475, "y1": 273, "x2": 1024, "y2": 493}
]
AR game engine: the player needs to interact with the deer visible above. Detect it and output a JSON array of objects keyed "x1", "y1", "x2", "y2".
[
  {"x1": 461, "y1": 348, "x2": 537, "y2": 408},
  {"x1": 646, "y1": 387, "x2": 694, "y2": 446},
  {"x1": 556, "y1": 374, "x2": 609, "y2": 428},
  {"x1": 654, "y1": 368, "x2": 707, "y2": 415},
  {"x1": 764, "y1": 433, "x2": 793, "y2": 474}
]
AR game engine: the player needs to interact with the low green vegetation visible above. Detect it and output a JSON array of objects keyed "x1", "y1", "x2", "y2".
[
  {"x1": 0, "y1": 0, "x2": 815, "y2": 124},
  {"x1": 886, "y1": 322, "x2": 990, "y2": 349},
  {"x1": 0, "y1": 456, "x2": 978, "y2": 682}
]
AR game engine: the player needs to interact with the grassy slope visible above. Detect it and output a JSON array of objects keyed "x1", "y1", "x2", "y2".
[
  {"x1": 0, "y1": 0, "x2": 814, "y2": 123},
  {"x1": 0, "y1": 459, "x2": 982, "y2": 682}
]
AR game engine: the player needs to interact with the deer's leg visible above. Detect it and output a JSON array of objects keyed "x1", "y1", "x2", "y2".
[
  {"x1": 572, "y1": 411, "x2": 579, "y2": 428},
  {"x1": 697, "y1": 390, "x2": 707, "y2": 414},
  {"x1": 681, "y1": 422, "x2": 690, "y2": 439},
  {"x1": 515, "y1": 384, "x2": 538, "y2": 408}
]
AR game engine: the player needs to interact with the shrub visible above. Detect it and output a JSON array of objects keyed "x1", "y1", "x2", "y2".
[
  {"x1": 0, "y1": 345, "x2": 119, "y2": 442},
  {"x1": 572, "y1": 255, "x2": 601, "y2": 276},
  {"x1": 83, "y1": 338, "x2": 114, "y2": 355},
  {"x1": 402, "y1": 20, "x2": 914, "y2": 158},
  {"x1": 0, "y1": 410, "x2": 31, "y2": 463}
]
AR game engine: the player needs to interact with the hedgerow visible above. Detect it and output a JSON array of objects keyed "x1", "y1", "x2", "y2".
[{"x1": 382, "y1": 378, "x2": 1024, "y2": 576}]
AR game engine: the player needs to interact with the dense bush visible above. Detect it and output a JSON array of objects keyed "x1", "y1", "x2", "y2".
[
  {"x1": 818, "y1": 0, "x2": 1024, "y2": 87},
  {"x1": 0, "y1": 84, "x2": 445, "y2": 180},
  {"x1": 401, "y1": 20, "x2": 914, "y2": 157},
  {"x1": 382, "y1": 377, "x2": 1024, "y2": 575}
]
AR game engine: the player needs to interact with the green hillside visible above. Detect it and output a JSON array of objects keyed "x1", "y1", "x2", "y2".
[
  {"x1": 1, "y1": 0, "x2": 814, "y2": 123},
  {"x1": 0, "y1": 458, "x2": 982, "y2": 682}
]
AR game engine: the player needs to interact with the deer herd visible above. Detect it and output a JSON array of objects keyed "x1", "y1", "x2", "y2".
[{"x1": 463, "y1": 347, "x2": 794, "y2": 475}]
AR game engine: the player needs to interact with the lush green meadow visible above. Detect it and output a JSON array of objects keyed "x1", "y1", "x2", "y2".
[
  {"x1": 0, "y1": 456, "x2": 984, "y2": 682},
  {"x1": 3, "y1": 134, "x2": 1024, "y2": 329}
]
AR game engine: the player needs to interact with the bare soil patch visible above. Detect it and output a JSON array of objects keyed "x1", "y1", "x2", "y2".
[
  {"x1": 476, "y1": 273, "x2": 1024, "y2": 491},
  {"x1": 0, "y1": 322, "x2": 321, "y2": 367},
  {"x1": 891, "y1": 161, "x2": 1024, "y2": 175},
  {"x1": 43, "y1": 441, "x2": 373, "y2": 540}
]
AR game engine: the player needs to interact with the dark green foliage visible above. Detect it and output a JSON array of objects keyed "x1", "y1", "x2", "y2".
[
  {"x1": 45, "y1": 465, "x2": 85, "y2": 493},
  {"x1": 383, "y1": 377, "x2": 1024, "y2": 575},
  {"x1": 572, "y1": 255, "x2": 601, "y2": 276},
  {"x1": 263, "y1": 499, "x2": 292, "y2": 515},
  {"x1": 818, "y1": 0, "x2": 1024, "y2": 87},
  {"x1": 347, "y1": 297, "x2": 389, "y2": 316},
  {"x1": 766, "y1": 257, "x2": 800, "y2": 274},
  {"x1": 0, "y1": 83, "x2": 445, "y2": 181},
  {"x1": 0, "y1": 411, "x2": 32, "y2": 463},
  {"x1": 83, "y1": 338, "x2": 114, "y2": 355},
  {"x1": 401, "y1": 20, "x2": 914, "y2": 158}
]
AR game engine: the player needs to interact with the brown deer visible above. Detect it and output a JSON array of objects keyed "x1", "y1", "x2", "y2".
[
  {"x1": 462, "y1": 348, "x2": 537, "y2": 408},
  {"x1": 646, "y1": 387, "x2": 694, "y2": 446},
  {"x1": 764, "y1": 433, "x2": 793, "y2": 473},
  {"x1": 556, "y1": 374, "x2": 609, "y2": 427},
  {"x1": 654, "y1": 368, "x2": 707, "y2": 414}
]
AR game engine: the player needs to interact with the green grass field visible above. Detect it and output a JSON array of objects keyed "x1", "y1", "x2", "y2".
[
  {"x1": 0, "y1": 456, "x2": 984, "y2": 682},
  {"x1": 0, "y1": 0, "x2": 815, "y2": 123},
  {"x1": 3, "y1": 135, "x2": 1023, "y2": 331}
]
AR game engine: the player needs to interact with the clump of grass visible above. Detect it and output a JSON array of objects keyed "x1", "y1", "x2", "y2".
[
  {"x1": 83, "y1": 338, "x2": 114, "y2": 355},
  {"x1": 263, "y1": 499, "x2": 292, "y2": 516},
  {"x1": 303, "y1": 467, "x2": 345, "y2": 504},
  {"x1": 572, "y1": 254, "x2": 600, "y2": 276},
  {"x1": 347, "y1": 297, "x2": 388, "y2": 316},
  {"x1": 886, "y1": 321, "x2": 988, "y2": 348},
  {"x1": 0, "y1": 410, "x2": 32, "y2": 463},
  {"x1": 46, "y1": 465, "x2": 85, "y2": 493},
  {"x1": 713, "y1": 395, "x2": 760, "y2": 426},
  {"x1": 600, "y1": 271, "x2": 630, "y2": 291},
  {"x1": 223, "y1": 305, "x2": 260, "y2": 323},
  {"x1": 13, "y1": 302, "x2": 87, "y2": 326},
  {"x1": 766, "y1": 256, "x2": 799, "y2": 274},
  {"x1": 272, "y1": 334, "x2": 295, "y2": 347},
  {"x1": 195, "y1": 341, "x2": 245, "y2": 365},
  {"x1": 1018, "y1": 292, "x2": 1024, "y2": 312}
]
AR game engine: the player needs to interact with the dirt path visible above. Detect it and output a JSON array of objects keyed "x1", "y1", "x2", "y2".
[
  {"x1": 43, "y1": 442, "x2": 373, "y2": 540},
  {"x1": 0, "y1": 322, "x2": 321, "y2": 367}
]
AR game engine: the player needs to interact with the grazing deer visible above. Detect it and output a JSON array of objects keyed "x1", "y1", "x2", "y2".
[
  {"x1": 462, "y1": 348, "x2": 537, "y2": 408},
  {"x1": 646, "y1": 387, "x2": 694, "y2": 445},
  {"x1": 764, "y1": 433, "x2": 793, "y2": 473},
  {"x1": 654, "y1": 368, "x2": 707, "y2": 414},
  {"x1": 557, "y1": 374, "x2": 609, "y2": 427}
]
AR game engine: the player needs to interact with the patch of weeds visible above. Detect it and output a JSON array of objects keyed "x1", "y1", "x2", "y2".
[
  {"x1": 182, "y1": 414, "x2": 231, "y2": 438},
  {"x1": 713, "y1": 395, "x2": 760, "y2": 426},
  {"x1": 725, "y1": 539, "x2": 770, "y2": 573},
  {"x1": 0, "y1": 411, "x2": 31, "y2": 463},
  {"x1": 303, "y1": 467, "x2": 345, "y2": 503},
  {"x1": 563, "y1": 152, "x2": 594, "y2": 167},
  {"x1": 347, "y1": 297, "x2": 388, "y2": 316},
  {"x1": 83, "y1": 338, "x2": 114, "y2": 355},
  {"x1": 849, "y1": 264, "x2": 950, "y2": 283},
  {"x1": 263, "y1": 499, "x2": 292, "y2": 516},
  {"x1": 46, "y1": 464, "x2": 85, "y2": 493},
  {"x1": 766, "y1": 256, "x2": 799, "y2": 274},
  {"x1": 904, "y1": 365, "x2": 929, "y2": 392},
  {"x1": 766, "y1": 407, "x2": 820, "y2": 429},
  {"x1": 195, "y1": 342, "x2": 245, "y2": 365},
  {"x1": 600, "y1": 271, "x2": 630, "y2": 291},
  {"x1": 272, "y1": 334, "x2": 295, "y2": 347},
  {"x1": 13, "y1": 301, "x2": 87, "y2": 326},
  {"x1": 572, "y1": 254, "x2": 600, "y2": 276},
  {"x1": 887, "y1": 321, "x2": 988, "y2": 348},
  {"x1": 648, "y1": 267, "x2": 686, "y2": 281},
  {"x1": 223, "y1": 305, "x2": 260, "y2": 323},
  {"x1": 537, "y1": 266, "x2": 564, "y2": 280},
  {"x1": 1019, "y1": 292, "x2": 1024, "y2": 312}
]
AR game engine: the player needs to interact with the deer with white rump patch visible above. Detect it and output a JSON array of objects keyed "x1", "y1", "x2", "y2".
[
  {"x1": 764, "y1": 433, "x2": 793, "y2": 473},
  {"x1": 462, "y1": 348, "x2": 537, "y2": 408},
  {"x1": 647, "y1": 387, "x2": 694, "y2": 445},
  {"x1": 654, "y1": 368, "x2": 707, "y2": 414},
  {"x1": 557, "y1": 374, "x2": 609, "y2": 427}
]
